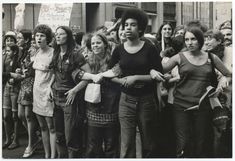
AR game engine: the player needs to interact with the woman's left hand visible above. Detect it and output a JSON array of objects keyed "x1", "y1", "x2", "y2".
[{"x1": 65, "y1": 88, "x2": 77, "y2": 105}]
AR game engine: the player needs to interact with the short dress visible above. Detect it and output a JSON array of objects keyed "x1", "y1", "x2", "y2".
[{"x1": 32, "y1": 47, "x2": 54, "y2": 117}]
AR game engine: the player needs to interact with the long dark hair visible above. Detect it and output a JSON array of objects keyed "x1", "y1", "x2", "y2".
[
  {"x1": 19, "y1": 29, "x2": 32, "y2": 50},
  {"x1": 87, "y1": 33, "x2": 111, "y2": 74},
  {"x1": 185, "y1": 26, "x2": 204, "y2": 50},
  {"x1": 156, "y1": 22, "x2": 173, "y2": 41},
  {"x1": 18, "y1": 29, "x2": 33, "y2": 63},
  {"x1": 50, "y1": 26, "x2": 75, "y2": 69}
]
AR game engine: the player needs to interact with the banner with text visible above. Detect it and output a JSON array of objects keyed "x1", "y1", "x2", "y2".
[{"x1": 38, "y1": 3, "x2": 73, "y2": 32}]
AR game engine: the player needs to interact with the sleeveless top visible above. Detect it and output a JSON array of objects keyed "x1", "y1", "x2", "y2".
[{"x1": 173, "y1": 52, "x2": 213, "y2": 109}]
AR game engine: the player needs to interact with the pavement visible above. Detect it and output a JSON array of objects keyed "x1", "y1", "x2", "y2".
[
  {"x1": 2, "y1": 128, "x2": 44, "y2": 159},
  {"x1": 2, "y1": 127, "x2": 142, "y2": 159}
]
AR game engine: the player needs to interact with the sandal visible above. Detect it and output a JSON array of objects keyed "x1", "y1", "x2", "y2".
[
  {"x1": 7, "y1": 142, "x2": 19, "y2": 150},
  {"x1": 23, "y1": 147, "x2": 34, "y2": 158},
  {"x1": 23, "y1": 137, "x2": 41, "y2": 158}
]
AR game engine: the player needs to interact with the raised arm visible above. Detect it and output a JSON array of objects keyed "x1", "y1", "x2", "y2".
[{"x1": 162, "y1": 54, "x2": 180, "y2": 73}]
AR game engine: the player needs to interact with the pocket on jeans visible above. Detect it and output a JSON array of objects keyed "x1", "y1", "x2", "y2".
[
  {"x1": 125, "y1": 95, "x2": 137, "y2": 104},
  {"x1": 142, "y1": 96, "x2": 156, "y2": 110},
  {"x1": 64, "y1": 104, "x2": 72, "y2": 115}
]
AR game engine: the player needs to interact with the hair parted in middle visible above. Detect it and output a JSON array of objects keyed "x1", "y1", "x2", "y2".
[
  {"x1": 156, "y1": 21, "x2": 174, "y2": 41},
  {"x1": 54, "y1": 26, "x2": 76, "y2": 54},
  {"x1": 49, "y1": 26, "x2": 76, "y2": 70},
  {"x1": 121, "y1": 8, "x2": 149, "y2": 37},
  {"x1": 88, "y1": 33, "x2": 111, "y2": 73}
]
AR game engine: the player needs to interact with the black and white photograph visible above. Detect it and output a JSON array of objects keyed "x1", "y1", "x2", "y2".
[{"x1": 1, "y1": 0, "x2": 233, "y2": 159}]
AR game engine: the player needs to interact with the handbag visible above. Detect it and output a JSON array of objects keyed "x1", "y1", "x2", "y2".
[
  {"x1": 84, "y1": 83, "x2": 101, "y2": 103},
  {"x1": 209, "y1": 52, "x2": 229, "y2": 131}
]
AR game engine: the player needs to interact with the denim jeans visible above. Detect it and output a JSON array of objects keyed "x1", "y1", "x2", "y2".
[
  {"x1": 85, "y1": 125, "x2": 120, "y2": 158},
  {"x1": 53, "y1": 90, "x2": 85, "y2": 158},
  {"x1": 213, "y1": 118, "x2": 232, "y2": 157},
  {"x1": 172, "y1": 104, "x2": 212, "y2": 158},
  {"x1": 119, "y1": 92, "x2": 158, "y2": 158},
  {"x1": 3, "y1": 83, "x2": 20, "y2": 112}
]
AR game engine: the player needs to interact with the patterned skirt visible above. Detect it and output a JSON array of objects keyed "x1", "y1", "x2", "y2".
[{"x1": 18, "y1": 77, "x2": 34, "y2": 106}]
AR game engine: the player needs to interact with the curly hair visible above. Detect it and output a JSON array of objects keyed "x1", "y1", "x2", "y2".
[
  {"x1": 33, "y1": 24, "x2": 53, "y2": 44},
  {"x1": 121, "y1": 8, "x2": 148, "y2": 37}
]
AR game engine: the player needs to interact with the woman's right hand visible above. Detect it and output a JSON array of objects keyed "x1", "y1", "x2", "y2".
[
  {"x1": 46, "y1": 88, "x2": 53, "y2": 101},
  {"x1": 92, "y1": 74, "x2": 103, "y2": 83}
]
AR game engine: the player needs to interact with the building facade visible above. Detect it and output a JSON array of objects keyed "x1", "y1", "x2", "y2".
[
  {"x1": 175, "y1": 2, "x2": 232, "y2": 29},
  {"x1": 2, "y1": 2, "x2": 232, "y2": 34}
]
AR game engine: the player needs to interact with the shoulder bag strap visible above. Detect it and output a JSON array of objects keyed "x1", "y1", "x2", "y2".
[{"x1": 208, "y1": 52, "x2": 218, "y2": 87}]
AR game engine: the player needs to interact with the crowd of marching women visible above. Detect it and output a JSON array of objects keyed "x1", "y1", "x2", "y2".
[{"x1": 2, "y1": 8, "x2": 232, "y2": 158}]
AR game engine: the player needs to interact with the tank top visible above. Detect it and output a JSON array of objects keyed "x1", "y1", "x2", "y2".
[{"x1": 173, "y1": 52, "x2": 213, "y2": 109}]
